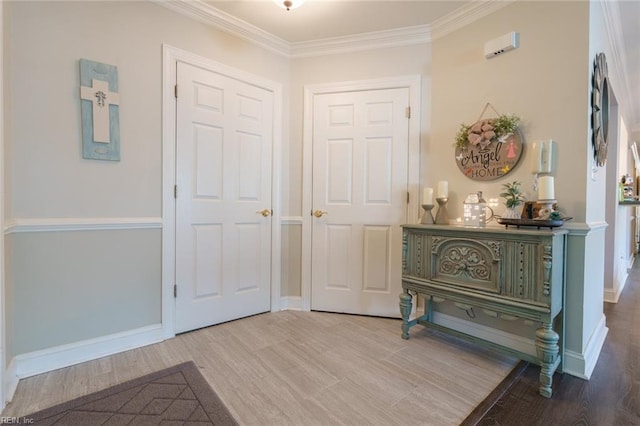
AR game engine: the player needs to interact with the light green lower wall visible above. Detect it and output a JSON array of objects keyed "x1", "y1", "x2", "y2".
[
  {"x1": 8, "y1": 228, "x2": 161, "y2": 358},
  {"x1": 4, "y1": 236, "x2": 13, "y2": 365},
  {"x1": 281, "y1": 223, "x2": 302, "y2": 298},
  {"x1": 564, "y1": 227, "x2": 605, "y2": 354}
]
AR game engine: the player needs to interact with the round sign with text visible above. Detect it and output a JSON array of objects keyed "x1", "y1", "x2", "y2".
[{"x1": 455, "y1": 128, "x2": 523, "y2": 181}]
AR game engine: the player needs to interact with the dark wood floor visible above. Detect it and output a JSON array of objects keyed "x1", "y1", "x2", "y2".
[{"x1": 464, "y1": 260, "x2": 640, "y2": 425}]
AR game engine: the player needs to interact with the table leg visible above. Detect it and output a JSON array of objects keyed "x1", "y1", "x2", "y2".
[
  {"x1": 535, "y1": 322, "x2": 560, "y2": 398},
  {"x1": 400, "y1": 289, "x2": 413, "y2": 340}
]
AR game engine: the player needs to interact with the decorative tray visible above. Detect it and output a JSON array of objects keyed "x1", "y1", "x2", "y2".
[{"x1": 496, "y1": 217, "x2": 572, "y2": 229}]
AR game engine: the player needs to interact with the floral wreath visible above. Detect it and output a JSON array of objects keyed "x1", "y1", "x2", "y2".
[{"x1": 455, "y1": 109, "x2": 520, "y2": 150}]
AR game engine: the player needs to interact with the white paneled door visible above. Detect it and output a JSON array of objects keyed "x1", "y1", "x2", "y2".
[
  {"x1": 175, "y1": 61, "x2": 273, "y2": 333},
  {"x1": 311, "y1": 88, "x2": 410, "y2": 317}
]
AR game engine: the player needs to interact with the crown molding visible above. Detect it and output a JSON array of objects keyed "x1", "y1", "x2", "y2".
[
  {"x1": 153, "y1": 0, "x2": 291, "y2": 57},
  {"x1": 599, "y1": 0, "x2": 639, "y2": 134},
  {"x1": 156, "y1": 0, "x2": 511, "y2": 58},
  {"x1": 290, "y1": 25, "x2": 431, "y2": 58},
  {"x1": 430, "y1": 0, "x2": 516, "y2": 40}
]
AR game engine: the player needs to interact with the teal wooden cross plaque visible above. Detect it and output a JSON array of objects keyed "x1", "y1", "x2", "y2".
[{"x1": 79, "y1": 59, "x2": 120, "y2": 161}]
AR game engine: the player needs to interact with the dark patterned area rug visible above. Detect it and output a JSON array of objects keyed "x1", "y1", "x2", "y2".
[{"x1": 21, "y1": 361, "x2": 238, "y2": 425}]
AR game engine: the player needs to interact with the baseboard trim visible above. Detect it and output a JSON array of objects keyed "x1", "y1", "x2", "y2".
[
  {"x1": 4, "y1": 358, "x2": 19, "y2": 404},
  {"x1": 431, "y1": 312, "x2": 537, "y2": 357},
  {"x1": 11, "y1": 324, "x2": 165, "y2": 382},
  {"x1": 279, "y1": 296, "x2": 304, "y2": 311},
  {"x1": 604, "y1": 285, "x2": 623, "y2": 303},
  {"x1": 563, "y1": 314, "x2": 608, "y2": 379},
  {"x1": 604, "y1": 267, "x2": 629, "y2": 303}
]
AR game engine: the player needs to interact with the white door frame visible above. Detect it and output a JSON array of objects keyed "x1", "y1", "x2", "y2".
[
  {"x1": 301, "y1": 76, "x2": 422, "y2": 311},
  {"x1": 161, "y1": 44, "x2": 282, "y2": 338}
]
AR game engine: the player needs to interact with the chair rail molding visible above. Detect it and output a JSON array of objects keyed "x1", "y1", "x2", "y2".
[
  {"x1": 4, "y1": 217, "x2": 163, "y2": 234},
  {"x1": 281, "y1": 216, "x2": 304, "y2": 225}
]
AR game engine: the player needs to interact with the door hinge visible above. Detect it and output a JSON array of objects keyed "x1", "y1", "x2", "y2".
[
  {"x1": 174, "y1": 284, "x2": 177, "y2": 298},
  {"x1": 407, "y1": 191, "x2": 410, "y2": 204},
  {"x1": 174, "y1": 185, "x2": 177, "y2": 199},
  {"x1": 405, "y1": 106, "x2": 411, "y2": 119},
  {"x1": 174, "y1": 84, "x2": 178, "y2": 98}
]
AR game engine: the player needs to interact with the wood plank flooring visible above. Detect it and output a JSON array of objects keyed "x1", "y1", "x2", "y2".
[
  {"x1": 2, "y1": 311, "x2": 517, "y2": 425},
  {"x1": 467, "y1": 261, "x2": 640, "y2": 425}
]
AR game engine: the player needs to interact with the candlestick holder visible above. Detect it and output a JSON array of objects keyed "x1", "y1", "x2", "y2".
[
  {"x1": 535, "y1": 199, "x2": 557, "y2": 220},
  {"x1": 420, "y1": 204, "x2": 435, "y2": 224},
  {"x1": 435, "y1": 197, "x2": 449, "y2": 225}
]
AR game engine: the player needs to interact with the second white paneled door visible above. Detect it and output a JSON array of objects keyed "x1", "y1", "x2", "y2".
[
  {"x1": 311, "y1": 88, "x2": 410, "y2": 317},
  {"x1": 175, "y1": 61, "x2": 273, "y2": 333}
]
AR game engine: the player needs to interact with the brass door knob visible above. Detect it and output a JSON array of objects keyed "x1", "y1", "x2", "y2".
[
  {"x1": 313, "y1": 210, "x2": 328, "y2": 218},
  {"x1": 257, "y1": 209, "x2": 272, "y2": 217}
]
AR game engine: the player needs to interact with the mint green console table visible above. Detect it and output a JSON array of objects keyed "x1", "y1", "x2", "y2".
[{"x1": 400, "y1": 224, "x2": 567, "y2": 398}]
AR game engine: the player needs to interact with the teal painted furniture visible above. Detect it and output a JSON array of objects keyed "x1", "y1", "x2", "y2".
[{"x1": 400, "y1": 224, "x2": 567, "y2": 398}]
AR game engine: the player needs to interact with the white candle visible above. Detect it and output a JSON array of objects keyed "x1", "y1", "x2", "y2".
[
  {"x1": 423, "y1": 187, "x2": 433, "y2": 205},
  {"x1": 437, "y1": 181, "x2": 448, "y2": 198},
  {"x1": 538, "y1": 176, "x2": 555, "y2": 200}
]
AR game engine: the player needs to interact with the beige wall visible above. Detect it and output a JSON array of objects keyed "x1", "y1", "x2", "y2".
[
  {"x1": 3, "y1": 0, "x2": 625, "y2": 381},
  {"x1": 431, "y1": 1, "x2": 590, "y2": 221},
  {"x1": 4, "y1": 1, "x2": 289, "y2": 358},
  {"x1": 6, "y1": 1, "x2": 288, "y2": 219},
  {"x1": 430, "y1": 0, "x2": 610, "y2": 374},
  {"x1": 281, "y1": 224, "x2": 302, "y2": 297}
]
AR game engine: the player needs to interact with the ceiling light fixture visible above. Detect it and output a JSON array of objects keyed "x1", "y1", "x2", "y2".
[{"x1": 274, "y1": 0, "x2": 304, "y2": 11}]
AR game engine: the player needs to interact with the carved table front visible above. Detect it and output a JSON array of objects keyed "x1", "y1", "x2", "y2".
[{"x1": 400, "y1": 224, "x2": 567, "y2": 398}]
